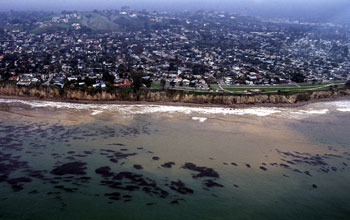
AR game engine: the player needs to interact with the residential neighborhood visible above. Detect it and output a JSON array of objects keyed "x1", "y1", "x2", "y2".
[{"x1": 0, "y1": 9, "x2": 350, "y2": 92}]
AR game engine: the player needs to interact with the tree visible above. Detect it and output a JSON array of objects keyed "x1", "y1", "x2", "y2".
[
  {"x1": 117, "y1": 63, "x2": 128, "y2": 76},
  {"x1": 168, "y1": 63, "x2": 177, "y2": 71},
  {"x1": 143, "y1": 78, "x2": 152, "y2": 88},
  {"x1": 290, "y1": 73, "x2": 305, "y2": 83},
  {"x1": 84, "y1": 78, "x2": 96, "y2": 87},
  {"x1": 130, "y1": 71, "x2": 144, "y2": 92},
  {"x1": 103, "y1": 71, "x2": 115, "y2": 84},
  {"x1": 160, "y1": 78, "x2": 166, "y2": 90},
  {"x1": 192, "y1": 64, "x2": 207, "y2": 75},
  {"x1": 345, "y1": 80, "x2": 350, "y2": 87}
]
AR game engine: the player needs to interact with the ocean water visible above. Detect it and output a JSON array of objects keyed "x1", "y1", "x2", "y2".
[{"x1": 0, "y1": 98, "x2": 350, "y2": 220}]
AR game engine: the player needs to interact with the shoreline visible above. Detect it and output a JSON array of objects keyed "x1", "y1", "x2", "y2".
[
  {"x1": 1, "y1": 83, "x2": 350, "y2": 108},
  {"x1": 1, "y1": 94, "x2": 349, "y2": 109}
]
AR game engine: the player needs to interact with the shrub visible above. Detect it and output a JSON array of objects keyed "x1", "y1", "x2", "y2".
[{"x1": 345, "y1": 80, "x2": 350, "y2": 87}]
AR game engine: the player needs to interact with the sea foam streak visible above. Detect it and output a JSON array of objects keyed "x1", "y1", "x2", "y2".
[
  {"x1": 0, "y1": 98, "x2": 280, "y2": 117},
  {"x1": 292, "y1": 109, "x2": 329, "y2": 115},
  {"x1": 332, "y1": 101, "x2": 350, "y2": 112},
  {"x1": 91, "y1": 110, "x2": 103, "y2": 116},
  {"x1": 123, "y1": 105, "x2": 281, "y2": 116},
  {"x1": 192, "y1": 117, "x2": 208, "y2": 123},
  {"x1": 1, "y1": 98, "x2": 350, "y2": 118}
]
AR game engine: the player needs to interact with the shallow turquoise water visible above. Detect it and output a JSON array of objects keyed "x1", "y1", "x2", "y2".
[{"x1": 0, "y1": 101, "x2": 350, "y2": 220}]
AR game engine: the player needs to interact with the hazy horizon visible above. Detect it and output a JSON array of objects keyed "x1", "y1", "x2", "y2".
[{"x1": 0, "y1": 0, "x2": 350, "y2": 23}]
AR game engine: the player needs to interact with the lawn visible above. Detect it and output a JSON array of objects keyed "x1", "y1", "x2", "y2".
[
  {"x1": 151, "y1": 81, "x2": 163, "y2": 89},
  {"x1": 210, "y1": 82, "x2": 346, "y2": 94},
  {"x1": 150, "y1": 81, "x2": 346, "y2": 94}
]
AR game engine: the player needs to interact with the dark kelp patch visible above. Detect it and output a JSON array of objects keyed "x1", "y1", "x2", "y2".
[
  {"x1": 169, "y1": 180, "x2": 194, "y2": 194},
  {"x1": 161, "y1": 162, "x2": 175, "y2": 168},
  {"x1": 51, "y1": 162, "x2": 87, "y2": 176},
  {"x1": 182, "y1": 163, "x2": 219, "y2": 179},
  {"x1": 203, "y1": 180, "x2": 224, "y2": 188}
]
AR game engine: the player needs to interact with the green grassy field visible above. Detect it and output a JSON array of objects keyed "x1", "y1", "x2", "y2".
[
  {"x1": 80, "y1": 12, "x2": 120, "y2": 31},
  {"x1": 150, "y1": 81, "x2": 162, "y2": 89},
  {"x1": 151, "y1": 81, "x2": 346, "y2": 94},
  {"x1": 210, "y1": 82, "x2": 346, "y2": 94}
]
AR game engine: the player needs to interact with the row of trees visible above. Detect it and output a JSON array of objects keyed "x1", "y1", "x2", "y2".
[{"x1": 102, "y1": 69, "x2": 152, "y2": 91}]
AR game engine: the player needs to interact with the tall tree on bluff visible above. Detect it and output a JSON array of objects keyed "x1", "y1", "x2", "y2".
[{"x1": 130, "y1": 70, "x2": 144, "y2": 92}]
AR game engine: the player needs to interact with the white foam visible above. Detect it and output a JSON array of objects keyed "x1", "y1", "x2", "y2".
[
  {"x1": 2, "y1": 98, "x2": 350, "y2": 118},
  {"x1": 332, "y1": 100, "x2": 350, "y2": 108},
  {"x1": 314, "y1": 100, "x2": 350, "y2": 113},
  {"x1": 293, "y1": 109, "x2": 329, "y2": 115},
  {"x1": 192, "y1": 117, "x2": 208, "y2": 123},
  {"x1": 91, "y1": 110, "x2": 103, "y2": 116},
  {"x1": 0, "y1": 98, "x2": 282, "y2": 117},
  {"x1": 337, "y1": 108, "x2": 350, "y2": 112},
  {"x1": 332, "y1": 101, "x2": 350, "y2": 112},
  {"x1": 119, "y1": 105, "x2": 282, "y2": 116},
  {"x1": 0, "y1": 98, "x2": 92, "y2": 110}
]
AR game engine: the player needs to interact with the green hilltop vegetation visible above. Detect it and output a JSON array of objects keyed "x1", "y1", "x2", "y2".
[
  {"x1": 32, "y1": 12, "x2": 121, "y2": 33},
  {"x1": 32, "y1": 23, "x2": 73, "y2": 34},
  {"x1": 28, "y1": 11, "x2": 175, "y2": 33},
  {"x1": 80, "y1": 12, "x2": 120, "y2": 31},
  {"x1": 0, "y1": 10, "x2": 263, "y2": 34}
]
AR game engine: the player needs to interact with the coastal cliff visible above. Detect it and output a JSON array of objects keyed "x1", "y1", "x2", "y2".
[{"x1": 1, "y1": 83, "x2": 350, "y2": 105}]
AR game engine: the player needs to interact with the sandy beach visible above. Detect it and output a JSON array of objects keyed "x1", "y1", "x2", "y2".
[{"x1": 1, "y1": 93, "x2": 350, "y2": 109}]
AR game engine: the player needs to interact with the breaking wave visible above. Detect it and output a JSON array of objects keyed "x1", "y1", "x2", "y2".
[
  {"x1": 0, "y1": 98, "x2": 350, "y2": 119},
  {"x1": 0, "y1": 98, "x2": 281, "y2": 117}
]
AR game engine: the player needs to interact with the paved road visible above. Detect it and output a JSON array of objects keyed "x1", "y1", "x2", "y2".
[{"x1": 42, "y1": 75, "x2": 53, "y2": 86}]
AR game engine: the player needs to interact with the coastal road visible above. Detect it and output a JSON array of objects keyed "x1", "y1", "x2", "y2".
[
  {"x1": 43, "y1": 75, "x2": 53, "y2": 86},
  {"x1": 217, "y1": 79, "x2": 234, "y2": 93}
]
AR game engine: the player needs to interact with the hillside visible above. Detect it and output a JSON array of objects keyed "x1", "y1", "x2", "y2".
[
  {"x1": 22, "y1": 10, "x2": 184, "y2": 33},
  {"x1": 80, "y1": 12, "x2": 121, "y2": 31}
]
